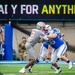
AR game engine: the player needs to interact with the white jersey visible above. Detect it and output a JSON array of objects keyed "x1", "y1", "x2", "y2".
[{"x1": 27, "y1": 29, "x2": 45, "y2": 46}]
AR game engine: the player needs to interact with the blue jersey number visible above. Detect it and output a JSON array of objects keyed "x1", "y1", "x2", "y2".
[{"x1": 47, "y1": 39, "x2": 55, "y2": 45}]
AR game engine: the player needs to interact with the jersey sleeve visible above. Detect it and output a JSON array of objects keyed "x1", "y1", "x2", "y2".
[{"x1": 40, "y1": 31, "x2": 49, "y2": 40}]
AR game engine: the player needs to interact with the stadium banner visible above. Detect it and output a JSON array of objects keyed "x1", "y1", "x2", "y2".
[{"x1": 0, "y1": 0, "x2": 75, "y2": 21}]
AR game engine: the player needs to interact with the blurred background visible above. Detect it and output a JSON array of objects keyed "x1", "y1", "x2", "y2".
[{"x1": 0, "y1": 0, "x2": 75, "y2": 61}]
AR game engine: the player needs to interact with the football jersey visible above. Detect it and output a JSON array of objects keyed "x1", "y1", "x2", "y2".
[
  {"x1": 48, "y1": 36, "x2": 64, "y2": 49},
  {"x1": 43, "y1": 42, "x2": 48, "y2": 49},
  {"x1": 27, "y1": 29, "x2": 45, "y2": 46}
]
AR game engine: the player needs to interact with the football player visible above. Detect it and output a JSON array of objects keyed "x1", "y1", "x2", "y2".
[
  {"x1": 19, "y1": 22, "x2": 48, "y2": 74},
  {"x1": 45, "y1": 28, "x2": 72, "y2": 73}
]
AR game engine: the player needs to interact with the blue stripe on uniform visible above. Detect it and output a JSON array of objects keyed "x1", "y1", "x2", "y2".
[{"x1": 60, "y1": 43, "x2": 67, "y2": 57}]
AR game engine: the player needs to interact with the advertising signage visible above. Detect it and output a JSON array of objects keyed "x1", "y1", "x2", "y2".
[{"x1": 0, "y1": 0, "x2": 75, "y2": 21}]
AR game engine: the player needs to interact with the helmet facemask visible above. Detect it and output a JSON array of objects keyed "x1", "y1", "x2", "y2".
[
  {"x1": 45, "y1": 25, "x2": 52, "y2": 34},
  {"x1": 36, "y1": 22, "x2": 46, "y2": 31}
]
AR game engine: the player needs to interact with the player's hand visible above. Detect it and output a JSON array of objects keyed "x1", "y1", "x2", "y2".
[{"x1": 2, "y1": 41, "x2": 4, "y2": 45}]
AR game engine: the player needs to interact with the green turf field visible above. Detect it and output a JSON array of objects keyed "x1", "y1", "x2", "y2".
[{"x1": 0, "y1": 64, "x2": 75, "y2": 75}]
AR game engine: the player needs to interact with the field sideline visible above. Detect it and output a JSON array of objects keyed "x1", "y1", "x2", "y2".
[{"x1": 0, "y1": 62, "x2": 75, "y2": 75}]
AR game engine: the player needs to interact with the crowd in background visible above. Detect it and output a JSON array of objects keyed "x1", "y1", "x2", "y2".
[
  {"x1": 0, "y1": 27, "x2": 4, "y2": 60},
  {"x1": 0, "y1": 27, "x2": 27, "y2": 61}
]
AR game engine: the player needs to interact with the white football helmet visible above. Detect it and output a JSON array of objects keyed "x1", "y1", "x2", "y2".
[
  {"x1": 36, "y1": 22, "x2": 45, "y2": 31},
  {"x1": 45, "y1": 25, "x2": 52, "y2": 34}
]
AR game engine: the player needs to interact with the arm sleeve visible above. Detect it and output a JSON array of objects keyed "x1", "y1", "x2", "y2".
[
  {"x1": 40, "y1": 35, "x2": 49, "y2": 41},
  {"x1": 40, "y1": 31, "x2": 49, "y2": 41}
]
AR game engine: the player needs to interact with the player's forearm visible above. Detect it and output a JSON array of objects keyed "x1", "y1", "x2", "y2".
[
  {"x1": 41, "y1": 35, "x2": 49, "y2": 41},
  {"x1": 47, "y1": 34, "x2": 57, "y2": 38},
  {"x1": 38, "y1": 38, "x2": 43, "y2": 43},
  {"x1": 1, "y1": 32, "x2": 4, "y2": 42}
]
